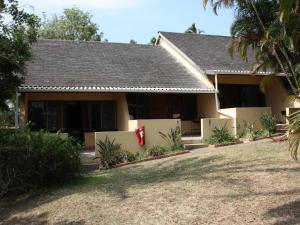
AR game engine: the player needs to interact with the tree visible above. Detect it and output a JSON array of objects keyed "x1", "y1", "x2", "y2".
[
  {"x1": 0, "y1": 0, "x2": 39, "y2": 109},
  {"x1": 203, "y1": 0, "x2": 300, "y2": 159},
  {"x1": 129, "y1": 39, "x2": 137, "y2": 44},
  {"x1": 185, "y1": 23, "x2": 204, "y2": 34},
  {"x1": 39, "y1": 7, "x2": 103, "y2": 41},
  {"x1": 149, "y1": 37, "x2": 157, "y2": 45}
]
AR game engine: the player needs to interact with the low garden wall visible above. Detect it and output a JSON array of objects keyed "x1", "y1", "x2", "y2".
[
  {"x1": 95, "y1": 119, "x2": 180, "y2": 154},
  {"x1": 201, "y1": 118, "x2": 234, "y2": 140},
  {"x1": 218, "y1": 107, "x2": 272, "y2": 135}
]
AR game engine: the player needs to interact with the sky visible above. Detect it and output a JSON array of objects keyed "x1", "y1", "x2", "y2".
[{"x1": 18, "y1": 0, "x2": 235, "y2": 44}]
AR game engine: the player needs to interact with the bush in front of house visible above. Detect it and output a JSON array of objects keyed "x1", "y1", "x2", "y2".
[
  {"x1": 0, "y1": 109, "x2": 15, "y2": 127},
  {"x1": 159, "y1": 127, "x2": 184, "y2": 151},
  {"x1": 96, "y1": 136, "x2": 136, "y2": 169},
  {"x1": 205, "y1": 124, "x2": 236, "y2": 145},
  {"x1": 260, "y1": 111, "x2": 277, "y2": 136},
  {"x1": 0, "y1": 128, "x2": 81, "y2": 196},
  {"x1": 147, "y1": 145, "x2": 166, "y2": 157}
]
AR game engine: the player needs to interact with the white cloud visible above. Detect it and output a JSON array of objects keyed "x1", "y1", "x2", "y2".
[{"x1": 19, "y1": 0, "x2": 147, "y2": 12}]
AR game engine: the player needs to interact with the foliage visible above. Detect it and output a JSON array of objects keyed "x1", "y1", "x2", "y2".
[
  {"x1": 203, "y1": 0, "x2": 300, "y2": 158},
  {"x1": 96, "y1": 136, "x2": 124, "y2": 169},
  {"x1": 39, "y1": 7, "x2": 103, "y2": 41},
  {"x1": 0, "y1": 109, "x2": 14, "y2": 127},
  {"x1": 147, "y1": 145, "x2": 166, "y2": 157},
  {"x1": 0, "y1": 0, "x2": 39, "y2": 108},
  {"x1": 129, "y1": 39, "x2": 137, "y2": 44},
  {"x1": 239, "y1": 120, "x2": 267, "y2": 140},
  {"x1": 205, "y1": 124, "x2": 236, "y2": 144},
  {"x1": 287, "y1": 110, "x2": 300, "y2": 160},
  {"x1": 185, "y1": 23, "x2": 204, "y2": 34},
  {"x1": 0, "y1": 128, "x2": 81, "y2": 196},
  {"x1": 149, "y1": 37, "x2": 156, "y2": 45},
  {"x1": 260, "y1": 111, "x2": 277, "y2": 136},
  {"x1": 159, "y1": 127, "x2": 184, "y2": 151}
]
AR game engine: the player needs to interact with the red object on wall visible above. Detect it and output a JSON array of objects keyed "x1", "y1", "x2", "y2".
[{"x1": 135, "y1": 126, "x2": 145, "y2": 145}]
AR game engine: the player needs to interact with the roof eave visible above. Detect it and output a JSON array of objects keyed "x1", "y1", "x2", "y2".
[
  {"x1": 18, "y1": 86, "x2": 216, "y2": 94},
  {"x1": 205, "y1": 69, "x2": 286, "y2": 76}
]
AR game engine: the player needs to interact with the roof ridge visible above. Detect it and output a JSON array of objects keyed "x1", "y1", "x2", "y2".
[
  {"x1": 37, "y1": 39, "x2": 157, "y2": 47},
  {"x1": 159, "y1": 31, "x2": 232, "y2": 38}
]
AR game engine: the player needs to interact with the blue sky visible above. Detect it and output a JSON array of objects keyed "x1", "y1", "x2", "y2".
[{"x1": 19, "y1": 0, "x2": 234, "y2": 44}]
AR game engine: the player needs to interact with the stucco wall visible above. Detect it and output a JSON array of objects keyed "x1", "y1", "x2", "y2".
[
  {"x1": 181, "y1": 121, "x2": 200, "y2": 135},
  {"x1": 197, "y1": 93, "x2": 218, "y2": 118},
  {"x1": 95, "y1": 119, "x2": 180, "y2": 153},
  {"x1": 218, "y1": 107, "x2": 272, "y2": 135},
  {"x1": 201, "y1": 118, "x2": 235, "y2": 140}
]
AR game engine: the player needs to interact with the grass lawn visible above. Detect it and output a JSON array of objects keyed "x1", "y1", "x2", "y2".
[{"x1": 1, "y1": 140, "x2": 300, "y2": 225}]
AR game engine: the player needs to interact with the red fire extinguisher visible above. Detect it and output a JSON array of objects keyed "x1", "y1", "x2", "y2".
[{"x1": 135, "y1": 126, "x2": 145, "y2": 146}]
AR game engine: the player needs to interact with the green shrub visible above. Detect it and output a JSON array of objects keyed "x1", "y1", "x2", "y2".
[
  {"x1": 205, "y1": 124, "x2": 236, "y2": 144},
  {"x1": 240, "y1": 120, "x2": 256, "y2": 140},
  {"x1": 96, "y1": 136, "x2": 125, "y2": 169},
  {"x1": 0, "y1": 128, "x2": 81, "y2": 196},
  {"x1": 0, "y1": 110, "x2": 14, "y2": 127},
  {"x1": 260, "y1": 111, "x2": 277, "y2": 136},
  {"x1": 159, "y1": 127, "x2": 184, "y2": 151},
  {"x1": 134, "y1": 151, "x2": 149, "y2": 161},
  {"x1": 122, "y1": 150, "x2": 136, "y2": 162},
  {"x1": 147, "y1": 145, "x2": 166, "y2": 157}
]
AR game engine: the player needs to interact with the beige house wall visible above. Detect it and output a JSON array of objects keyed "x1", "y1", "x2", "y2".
[
  {"x1": 197, "y1": 93, "x2": 218, "y2": 118},
  {"x1": 201, "y1": 118, "x2": 235, "y2": 140},
  {"x1": 95, "y1": 119, "x2": 180, "y2": 154},
  {"x1": 218, "y1": 107, "x2": 272, "y2": 135}
]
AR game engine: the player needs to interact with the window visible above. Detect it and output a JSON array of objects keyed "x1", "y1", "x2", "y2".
[
  {"x1": 218, "y1": 84, "x2": 266, "y2": 108},
  {"x1": 29, "y1": 101, "x2": 117, "y2": 134}
]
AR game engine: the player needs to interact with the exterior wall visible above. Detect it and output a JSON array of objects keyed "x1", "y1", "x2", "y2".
[
  {"x1": 95, "y1": 119, "x2": 181, "y2": 153},
  {"x1": 218, "y1": 107, "x2": 272, "y2": 135},
  {"x1": 181, "y1": 121, "x2": 200, "y2": 135},
  {"x1": 197, "y1": 93, "x2": 218, "y2": 118},
  {"x1": 95, "y1": 131, "x2": 143, "y2": 156},
  {"x1": 265, "y1": 78, "x2": 292, "y2": 122},
  {"x1": 201, "y1": 118, "x2": 234, "y2": 140},
  {"x1": 84, "y1": 132, "x2": 95, "y2": 149}
]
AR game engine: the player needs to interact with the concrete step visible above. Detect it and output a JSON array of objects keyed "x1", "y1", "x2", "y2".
[
  {"x1": 181, "y1": 136, "x2": 202, "y2": 144},
  {"x1": 276, "y1": 123, "x2": 287, "y2": 132},
  {"x1": 80, "y1": 151, "x2": 98, "y2": 165},
  {"x1": 184, "y1": 143, "x2": 208, "y2": 150}
]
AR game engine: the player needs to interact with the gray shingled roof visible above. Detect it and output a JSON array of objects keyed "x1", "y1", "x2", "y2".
[
  {"x1": 20, "y1": 40, "x2": 214, "y2": 93},
  {"x1": 160, "y1": 32, "x2": 260, "y2": 75}
]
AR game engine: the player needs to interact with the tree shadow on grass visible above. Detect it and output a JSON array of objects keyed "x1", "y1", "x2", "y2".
[
  {"x1": 264, "y1": 200, "x2": 300, "y2": 225},
  {"x1": 0, "y1": 212, "x2": 85, "y2": 225},
  {"x1": 1, "y1": 151, "x2": 300, "y2": 223}
]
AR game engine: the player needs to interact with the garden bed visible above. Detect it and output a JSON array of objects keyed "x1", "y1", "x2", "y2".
[{"x1": 109, "y1": 150, "x2": 190, "y2": 169}]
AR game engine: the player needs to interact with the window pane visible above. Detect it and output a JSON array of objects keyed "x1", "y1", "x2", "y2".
[
  {"x1": 91, "y1": 103, "x2": 102, "y2": 131},
  {"x1": 46, "y1": 102, "x2": 62, "y2": 132},
  {"x1": 101, "y1": 102, "x2": 116, "y2": 131},
  {"x1": 29, "y1": 102, "x2": 45, "y2": 130}
]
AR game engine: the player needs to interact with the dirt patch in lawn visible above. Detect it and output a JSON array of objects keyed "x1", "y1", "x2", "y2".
[{"x1": 1, "y1": 140, "x2": 300, "y2": 225}]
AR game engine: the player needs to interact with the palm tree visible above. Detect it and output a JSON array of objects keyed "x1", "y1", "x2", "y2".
[
  {"x1": 185, "y1": 23, "x2": 204, "y2": 34},
  {"x1": 203, "y1": 0, "x2": 300, "y2": 159}
]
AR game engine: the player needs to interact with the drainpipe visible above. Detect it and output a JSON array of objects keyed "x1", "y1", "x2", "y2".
[
  {"x1": 15, "y1": 91, "x2": 20, "y2": 128},
  {"x1": 214, "y1": 72, "x2": 220, "y2": 111}
]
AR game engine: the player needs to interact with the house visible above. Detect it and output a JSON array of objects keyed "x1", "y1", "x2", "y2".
[{"x1": 17, "y1": 32, "x2": 296, "y2": 151}]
